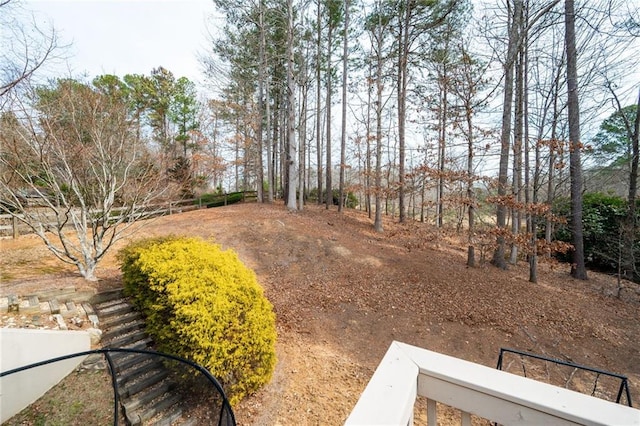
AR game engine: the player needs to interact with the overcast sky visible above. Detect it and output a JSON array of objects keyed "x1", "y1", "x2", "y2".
[{"x1": 24, "y1": 0, "x2": 218, "y2": 84}]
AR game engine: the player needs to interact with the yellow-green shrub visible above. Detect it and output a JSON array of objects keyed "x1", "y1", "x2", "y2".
[{"x1": 118, "y1": 236, "x2": 276, "y2": 405}]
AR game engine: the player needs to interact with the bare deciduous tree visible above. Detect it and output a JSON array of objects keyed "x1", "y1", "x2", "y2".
[
  {"x1": 0, "y1": 0, "x2": 62, "y2": 101},
  {"x1": 0, "y1": 80, "x2": 167, "y2": 280}
]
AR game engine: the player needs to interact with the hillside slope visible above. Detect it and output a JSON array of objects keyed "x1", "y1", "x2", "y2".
[{"x1": 1, "y1": 203, "x2": 638, "y2": 424}]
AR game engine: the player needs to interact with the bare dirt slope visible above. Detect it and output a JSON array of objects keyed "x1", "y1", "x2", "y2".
[{"x1": 1, "y1": 203, "x2": 639, "y2": 425}]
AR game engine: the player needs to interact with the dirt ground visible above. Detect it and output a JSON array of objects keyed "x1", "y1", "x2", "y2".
[{"x1": 1, "y1": 203, "x2": 639, "y2": 425}]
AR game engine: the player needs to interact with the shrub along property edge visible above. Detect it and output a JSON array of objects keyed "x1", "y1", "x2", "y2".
[{"x1": 118, "y1": 236, "x2": 277, "y2": 405}]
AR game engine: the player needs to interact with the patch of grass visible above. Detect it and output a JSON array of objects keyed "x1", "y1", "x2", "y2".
[
  {"x1": 4, "y1": 369, "x2": 116, "y2": 426},
  {"x1": 34, "y1": 265, "x2": 64, "y2": 275},
  {"x1": 1, "y1": 271, "x2": 15, "y2": 281}
]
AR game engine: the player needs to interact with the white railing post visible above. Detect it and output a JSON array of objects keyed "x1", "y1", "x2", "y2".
[
  {"x1": 344, "y1": 342, "x2": 418, "y2": 426},
  {"x1": 426, "y1": 399, "x2": 436, "y2": 426},
  {"x1": 461, "y1": 411, "x2": 471, "y2": 426},
  {"x1": 346, "y1": 341, "x2": 640, "y2": 426}
]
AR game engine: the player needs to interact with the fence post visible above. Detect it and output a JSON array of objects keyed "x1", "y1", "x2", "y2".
[
  {"x1": 224, "y1": 194, "x2": 228, "y2": 206},
  {"x1": 12, "y1": 215, "x2": 18, "y2": 239}
]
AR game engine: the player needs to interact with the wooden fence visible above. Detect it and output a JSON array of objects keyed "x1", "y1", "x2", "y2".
[{"x1": 0, "y1": 191, "x2": 258, "y2": 239}]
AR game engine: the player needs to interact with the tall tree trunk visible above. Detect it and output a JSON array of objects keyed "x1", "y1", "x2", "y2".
[
  {"x1": 316, "y1": 0, "x2": 323, "y2": 204},
  {"x1": 279, "y1": 91, "x2": 286, "y2": 196},
  {"x1": 626, "y1": 91, "x2": 640, "y2": 281},
  {"x1": 565, "y1": 0, "x2": 587, "y2": 280},
  {"x1": 366, "y1": 60, "x2": 373, "y2": 219},
  {"x1": 326, "y1": 22, "x2": 333, "y2": 209},
  {"x1": 374, "y1": 18, "x2": 384, "y2": 233},
  {"x1": 545, "y1": 65, "x2": 562, "y2": 245},
  {"x1": 286, "y1": 0, "x2": 297, "y2": 211},
  {"x1": 272, "y1": 94, "x2": 280, "y2": 198},
  {"x1": 466, "y1": 101, "x2": 475, "y2": 267},
  {"x1": 493, "y1": 0, "x2": 522, "y2": 270},
  {"x1": 298, "y1": 68, "x2": 309, "y2": 211},
  {"x1": 339, "y1": 0, "x2": 350, "y2": 212},
  {"x1": 235, "y1": 116, "x2": 240, "y2": 192},
  {"x1": 624, "y1": 92, "x2": 640, "y2": 280},
  {"x1": 520, "y1": 16, "x2": 537, "y2": 283},
  {"x1": 397, "y1": 5, "x2": 410, "y2": 223},
  {"x1": 437, "y1": 70, "x2": 447, "y2": 228},
  {"x1": 609, "y1": 87, "x2": 640, "y2": 281},
  {"x1": 266, "y1": 77, "x2": 274, "y2": 202},
  {"x1": 511, "y1": 29, "x2": 525, "y2": 265},
  {"x1": 257, "y1": 0, "x2": 266, "y2": 203}
]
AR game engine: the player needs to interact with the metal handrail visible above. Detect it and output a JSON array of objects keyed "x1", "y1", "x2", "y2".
[
  {"x1": 1, "y1": 347, "x2": 236, "y2": 426},
  {"x1": 497, "y1": 347, "x2": 633, "y2": 407}
]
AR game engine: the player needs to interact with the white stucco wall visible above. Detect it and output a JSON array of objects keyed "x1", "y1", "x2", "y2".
[{"x1": 0, "y1": 328, "x2": 90, "y2": 423}]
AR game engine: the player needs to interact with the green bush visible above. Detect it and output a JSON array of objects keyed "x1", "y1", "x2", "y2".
[
  {"x1": 118, "y1": 236, "x2": 277, "y2": 405},
  {"x1": 197, "y1": 192, "x2": 245, "y2": 208},
  {"x1": 553, "y1": 192, "x2": 639, "y2": 281}
]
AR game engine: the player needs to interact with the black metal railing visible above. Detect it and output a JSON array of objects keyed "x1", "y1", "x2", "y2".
[
  {"x1": 1, "y1": 348, "x2": 236, "y2": 425},
  {"x1": 497, "y1": 347, "x2": 632, "y2": 407}
]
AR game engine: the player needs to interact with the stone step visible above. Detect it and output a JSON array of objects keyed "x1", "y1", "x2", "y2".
[
  {"x1": 62, "y1": 301, "x2": 79, "y2": 318},
  {"x1": 94, "y1": 296, "x2": 129, "y2": 311},
  {"x1": 111, "y1": 352, "x2": 149, "y2": 373},
  {"x1": 19, "y1": 296, "x2": 40, "y2": 315},
  {"x1": 104, "y1": 329, "x2": 150, "y2": 348},
  {"x1": 92, "y1": 291, "x2": 187, "y2": 425},
  {"x1": 27, "y1": 288, "x2": 96, "y2": 303},
  {"x1": 81, "y1": 302, "x2": 95, "y2": 315},
  {"x1": 122, "y1": 380, "x2": 173, "y2": 413},
  {"x1": 100, "y1": 310, "x2": 143, "y2": 331},
  {"x1": 52, "y1": 314, "x2": 68, "y2": 330},
  {"x1": 8, "y1": 294, "x2": 19, "y2": 313},
  {"x1": 121, "y1": 369, "x2": 169, "y2": 398},
  {"x1": 118, "y1": 359, "x2": 164, "y2": 387},
  {"x1": 90, "y1": 289, "x2": 125, "y2": 305},
  {"x1": 1, "y1": 288, "x2": 191, "y2": 425},
  {"x1": 49, "y1": 299, "x2": 61, "y2": 314},
  {"x1": 102, "y1": 318, "x2": 145, "y2": 342},
  {"x1": 119, "y1": 337, "x2": 154, "y2": 351},
  {"x1": 23, "y1": 287, "x2": 76, "y2": 301},
  {"x1": 131, "y1": 391, "x2": 182, "y2": 426},
  {"x1": 151, "y1": 405, "x2": 187, "y2": 426},
  {"x1": 96, "y1": 302, "x2": 134, "y2": 320}
]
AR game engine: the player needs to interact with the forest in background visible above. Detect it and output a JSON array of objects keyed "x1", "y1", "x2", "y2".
[{"x1": 0, "y1": 0, "x2": 639, "y2": 283}]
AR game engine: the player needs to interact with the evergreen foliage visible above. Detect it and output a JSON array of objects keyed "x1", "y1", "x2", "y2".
[
  {"x1": 553, "y1": 193, "x2": 639, "y2": 282},
  {"x1": 118, "y1": 236, "x2": 277, "y2": 405},
  {"x1": 590, "y1": 105, "x2": 638, "y2": 168},
  {"x1": 198, "y1": 191, "x2": 246, "y2": 207}
]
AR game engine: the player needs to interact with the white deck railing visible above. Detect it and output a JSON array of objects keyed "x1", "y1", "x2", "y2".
[{"x1": 345, "y1": 341, "x2": 640, "y2": 426}]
